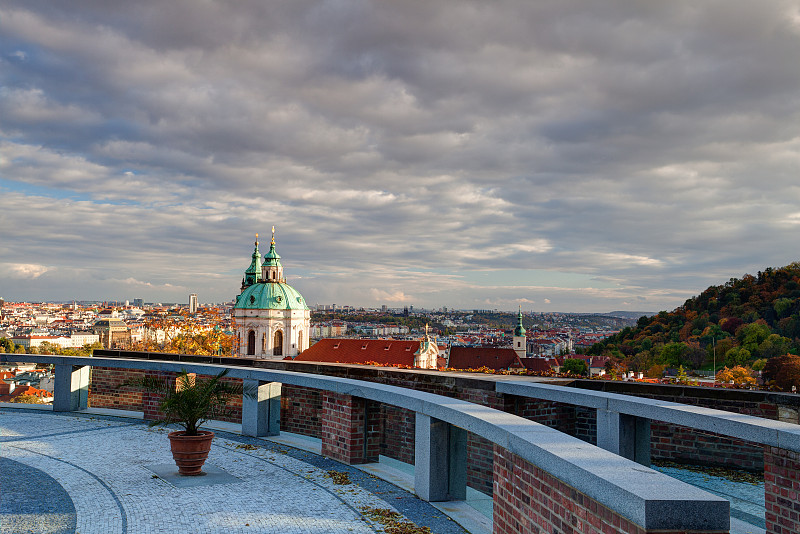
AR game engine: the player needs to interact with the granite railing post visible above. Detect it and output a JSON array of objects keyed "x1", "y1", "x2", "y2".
[
  {"x1": 414, "y1": 414, "x2": 467, "y2": 501},
  {"x1": 597, "y1": 409, "x2": 650, "y2": 465},
  {"x1": 53, "y1": 364, "x2": 90, "y2": 412},
  {"x1": 242, "y1": 380, "x2": 281, "y2": 437}
]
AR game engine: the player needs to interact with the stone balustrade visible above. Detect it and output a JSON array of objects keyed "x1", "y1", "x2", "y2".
[{"x1": 1, "y1": 353, "x2": 761, "y2": 533}]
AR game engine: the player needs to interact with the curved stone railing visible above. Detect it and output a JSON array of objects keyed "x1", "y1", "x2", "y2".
[
  {"x1": 2, "y1": 354, "x2": 730, "y2": 534},
  {"x1": 496, "y1": 380, "x2": 800, "y2": 455}
]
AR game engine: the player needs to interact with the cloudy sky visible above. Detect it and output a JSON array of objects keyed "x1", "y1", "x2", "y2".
[{"x1": 2, "y1": 1, "x2": 800, "y2": 312}]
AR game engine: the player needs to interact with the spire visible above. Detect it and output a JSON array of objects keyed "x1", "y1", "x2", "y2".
[
  {"x1": 242, "y1": 234, "x2": 262, "y2": 290},
  {"x1": 514, "y1": 306, "x2": 526, "y2": 337},
  {"x1": 262, "y1": 226, "x2": 285, "y2": 283}
]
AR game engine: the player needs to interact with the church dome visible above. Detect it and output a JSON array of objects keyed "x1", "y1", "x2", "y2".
[{"x1": 234, "y1": 281, "x2": 309, "y2": 310}]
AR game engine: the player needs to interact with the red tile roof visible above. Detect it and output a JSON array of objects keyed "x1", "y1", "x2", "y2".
[
  {"x1": 448, "y1": 347, "x2": 523, "y2": 371},
  {"x1": 295, "y1": 338, "x2": 421, "y2": 366},
  {"x1": 0, "y1": 385, "x2": 51, "y2": 402}
]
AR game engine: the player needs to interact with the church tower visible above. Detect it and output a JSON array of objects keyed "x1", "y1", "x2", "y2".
[
  {"x1": 414, "y1": 324, "x2": 439, "y2": 369},
  {"x1": 513, "y1": 307, "x2": 527, "y2": 359},
  {"x1": 232, "y1": 229, "x2": 310, "y2": 359}
]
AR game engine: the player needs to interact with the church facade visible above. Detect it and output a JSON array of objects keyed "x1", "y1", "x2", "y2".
[{"x1": 232, "y1": 232, "x2": 310, "y2": 359}]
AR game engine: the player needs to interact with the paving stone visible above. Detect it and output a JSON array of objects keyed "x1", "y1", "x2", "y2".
[{"x1": 1, "y1": 409, "x2": 467, "y2": 534}]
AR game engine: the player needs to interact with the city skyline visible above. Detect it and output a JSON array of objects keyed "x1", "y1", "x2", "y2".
[{"x1": 3, "y1": 2, "x2": 800, "y2": 312}]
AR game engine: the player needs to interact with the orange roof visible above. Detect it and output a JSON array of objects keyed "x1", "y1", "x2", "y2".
[
  {"x1": 448, "y1": 347, "x2": 523, "y2": 371},
  {"x1": 295, "y1": 338, "x2": 421, "y2": 366}
]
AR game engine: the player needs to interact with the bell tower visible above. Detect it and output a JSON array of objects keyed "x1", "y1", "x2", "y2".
[{"x1": 513, "y1": 307, "x2": 527, "y2": 359}]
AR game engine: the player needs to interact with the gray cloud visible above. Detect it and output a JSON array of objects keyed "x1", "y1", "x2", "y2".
[{"x1": 2, "y1": 1, "x2": 800, "y2": 310}]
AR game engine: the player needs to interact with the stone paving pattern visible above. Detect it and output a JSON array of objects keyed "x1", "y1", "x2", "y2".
[
  {"x1": 0, "y1": 457, "x2": 77, "y2": 534},
  {"x1": 0, "y1": 409, "x2": 468, "y2": 534}
]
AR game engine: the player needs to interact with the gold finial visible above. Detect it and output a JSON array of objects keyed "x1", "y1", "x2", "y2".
[
  {"x1": 255, "y1": 233, "x2": 259, "y2": 246},
  {"x1": 271, "y1": 226, "x2": 275, "y2": 245}
]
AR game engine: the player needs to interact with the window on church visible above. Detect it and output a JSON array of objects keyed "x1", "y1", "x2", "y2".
[{"x1": 273, "y1": 330, "x2": 283, "y2": 356}]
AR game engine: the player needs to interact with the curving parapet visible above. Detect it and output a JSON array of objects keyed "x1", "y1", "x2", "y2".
[{"x1": 2, "y1": 354, "x2": 731, "y2": 533}]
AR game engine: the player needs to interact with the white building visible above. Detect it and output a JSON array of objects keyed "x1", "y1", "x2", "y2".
[
  {"x1": 232, "y1": 232, "x2": 310, "y2": 359},
  {"x1": 189, "y1": 293, "x2": 198, "y2": 314}
]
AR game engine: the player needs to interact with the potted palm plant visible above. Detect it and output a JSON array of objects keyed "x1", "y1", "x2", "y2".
[{"x1": 127, "y1": 368, "x2": 249, "y2": 476}]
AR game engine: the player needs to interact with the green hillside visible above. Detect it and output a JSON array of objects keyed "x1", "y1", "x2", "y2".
[{"x1": 588, "y1": 263, "x2": 800, "y2": 375}]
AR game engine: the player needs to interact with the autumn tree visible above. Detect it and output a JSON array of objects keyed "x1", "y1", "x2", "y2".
[
  {"x1": 716, "y1": 366, "x2": 756, "y2": 386},
  {"x1": 763, "y1": 355, "x2": 800, "y2": 392}
]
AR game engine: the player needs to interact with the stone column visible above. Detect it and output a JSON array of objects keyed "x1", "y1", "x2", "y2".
[
  {"x1": 53, "y1": 364, "x2": 90, "y2": 412},
  {"x1": 596, "y1": 409, "x2": 650, "y2": 465},
  {"x1": 241, "y1": 380, "x2": 281, "y2": 437},
  {"x1": 414, "y1": 414, "x2": 467, "y2": 501}
]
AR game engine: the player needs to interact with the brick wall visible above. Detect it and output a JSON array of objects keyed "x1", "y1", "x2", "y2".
[
  {"x1": 567, "y1": 381, "x2": 799, "y2": 472},
  {"x1": 281, "y1": 384, "x2": 322, "y2": 438},
  {"x1": 493, "y1": 445, "x2": 726, "y2": 534},
  {"x1": 89, "y1": 367, "x2": 145, "y2": 410},
  {"x1": 378, "y1": 404, "x2": 415, "y2": 464},
  {"x1": 651, "y1": 422, "x2": 763, "y2": 472},
  {"x1": 319, "y1": 392, "x2": 379, "y2": 464},
  {"x1": 765, "y1": 446, "x2": 800, "y2": 534}
]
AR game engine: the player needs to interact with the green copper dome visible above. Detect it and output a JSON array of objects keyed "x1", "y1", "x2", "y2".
[{"x1": 234, "y1": 281, "x2": 309, "y2": 310}]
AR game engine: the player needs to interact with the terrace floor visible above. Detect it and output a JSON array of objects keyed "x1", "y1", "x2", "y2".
[
  {"x1": 0, "y1": 408, "x2": 469, "y2": 534},
  {"x1": 0, "y1": 406, "x2": 768, "y2": 534}
]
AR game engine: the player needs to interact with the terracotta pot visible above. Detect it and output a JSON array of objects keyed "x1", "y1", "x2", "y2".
[{"x1": 168, "y1": 430, "x2": 214, "y2": 476}]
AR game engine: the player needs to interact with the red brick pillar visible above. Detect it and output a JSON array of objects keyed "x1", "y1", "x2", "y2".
[
  {"x1": 320, "y1": 392, "x2": 379, "y2": 464},
  {"x1": 765, "y1": 446, "x2": 800, "y2": 534}
]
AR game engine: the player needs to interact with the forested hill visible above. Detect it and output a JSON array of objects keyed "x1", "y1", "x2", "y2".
[{"x1": 587, "y1": 262, "x2": 800, "y2": 373}]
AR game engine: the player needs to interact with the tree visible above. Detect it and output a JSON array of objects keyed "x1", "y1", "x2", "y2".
[
  {"x1": 763, "y1": 355, "x2": 800, "y2": 392},
  {"x1": 658, "y1": 342, "x2": 689, "y2": 368},
  {"x1": 737, "y1": 322, "x2": 772, "y2": 352},
  {"x1": 10, "y1": 394, "x2": 44, "y2": 404},
  {"x1": 724, "y1": 347, "x2": 751, "y2": 367},
  {"x1": 685, "y1": 343, "x2": 707, "y2": 369},
  {"x1": 756, "y1": 334, "x2": 791, "y2": 360},
  {"x1": 774, "y1": 298, "x2": 793, "y2": 318},
  {"x1": 0, "y1": 337, "x2": 15, "y2": 353},
  {"x1": 715, "y1": 366, "x2": 756, "y2": 386},
  {"x1": 562, "y1": 358, "x2": 588, "y2": 376}
]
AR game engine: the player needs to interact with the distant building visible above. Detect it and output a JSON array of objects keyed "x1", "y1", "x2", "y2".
[
  {"x1": 133, "y1": 298, "x2": 144, "y2": 308},
  {"x1": 189, "y1": 293, "x2": 198, "y2": 314},
  {"x1": 294, "y1": 334, "x2": 439, "y2": 369},
  {"x1": 93, "y1": 318, "x2": 129, "y2": 348},
  {"x1": 232, "y1": 231, "x2": 310, "y2": 359}
]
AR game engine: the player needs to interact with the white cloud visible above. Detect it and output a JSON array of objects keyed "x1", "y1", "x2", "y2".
[
  {"x1": 2, "y1": 1, "x2": 800, "y2": 311},
  {"x1": 0, "y1": 263, "x2": 49, "y2": 279}
]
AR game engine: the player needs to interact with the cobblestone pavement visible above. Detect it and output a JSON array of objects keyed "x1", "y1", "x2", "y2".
[{"x1": 0, "y1": 409, "x2": 468, "y2": 534}]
